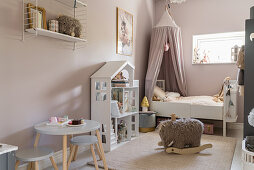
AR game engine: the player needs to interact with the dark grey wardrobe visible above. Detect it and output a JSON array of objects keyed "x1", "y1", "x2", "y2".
[{"x1": 244, "y1": 6, "x2": 254, "y2": 137}]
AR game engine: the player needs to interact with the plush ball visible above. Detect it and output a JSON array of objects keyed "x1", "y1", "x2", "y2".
[
  {"x1": 248, "y1": 108, "x2": 254, "y2": 127},
  {"x1": 57, "y1": 15, "x2": 82, "y2": 38}
]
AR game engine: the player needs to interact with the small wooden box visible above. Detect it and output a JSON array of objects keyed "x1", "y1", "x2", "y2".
[{"x1": 203, "y1": 124, "x2": 214, "y2": 135}]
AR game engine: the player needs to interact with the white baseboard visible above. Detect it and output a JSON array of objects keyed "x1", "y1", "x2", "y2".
[{"x1": 18, "y1": 146, "x2": 89, "y2": 170}]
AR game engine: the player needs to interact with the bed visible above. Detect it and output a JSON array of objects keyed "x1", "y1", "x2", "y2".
[{"x1": 151, "y1": 80, "x2": 238, "y2": 136}]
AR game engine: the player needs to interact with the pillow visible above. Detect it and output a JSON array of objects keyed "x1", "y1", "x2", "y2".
[
  {"x1": 165, "y1": 92, "x2": 181, "y2": 98},
  {"x1": 154, "y1": 86, "x2": 166, "y2": 99}
]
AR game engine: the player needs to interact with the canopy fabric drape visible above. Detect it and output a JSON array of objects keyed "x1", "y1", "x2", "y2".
[{"x1": 145, "y1": 12, "x2": 187, "y2": 101}]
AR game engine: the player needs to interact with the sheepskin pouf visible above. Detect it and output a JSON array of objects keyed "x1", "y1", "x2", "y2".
[{"x1": 159, "y1": 118, "x2": 204, "y2": 149}]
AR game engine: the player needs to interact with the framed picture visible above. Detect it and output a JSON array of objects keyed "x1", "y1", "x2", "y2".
[
  {"x1": 117, "y1": 7, "x2": 133, "y2": 56},
  {"x1": 27, "y1": 3, "x2": 47, "y2": 29}
]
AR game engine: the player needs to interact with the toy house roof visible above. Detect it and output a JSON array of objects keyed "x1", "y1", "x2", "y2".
[{"x1": 91, "y1": 60, "x2": 135, "y2": 79}]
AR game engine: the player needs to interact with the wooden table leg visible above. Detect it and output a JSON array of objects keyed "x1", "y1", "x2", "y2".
[
  {"x1": 50, "y1": 156, "x2": 59, "y2": 170},
  {"x1": 90, "y1": 144, "x2": 99, "y2": 170},
  {"x1": 34, "y1": 161, "x2": 39, "y2": 170},
  {"x1": 95, "y1": 129, "x2": 108, "y2": 170},
  {"x1": 34, "y1": 133, "x2": 40, "y2": 147},
  {"x1": 15, "y1": 160, "x2": 20, "y2": 170},
  {"x1": 62, "y1": 135, "x2": 68, "y2": 170}
]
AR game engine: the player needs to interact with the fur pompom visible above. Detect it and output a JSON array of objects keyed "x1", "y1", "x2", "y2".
[{"x1": 248, "y1": 108, "x2": 254, "y2": 127}]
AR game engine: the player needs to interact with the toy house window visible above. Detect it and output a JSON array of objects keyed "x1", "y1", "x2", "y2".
[
  {"x1": 192, "y1": 32, "x2": 244, "y2": 64},
  {"x1": 95, "y1": 82, "x2": 100, "y2": 90},
  {"x1": 96, "y1": 92, "x2": 107, "y2": 101}
]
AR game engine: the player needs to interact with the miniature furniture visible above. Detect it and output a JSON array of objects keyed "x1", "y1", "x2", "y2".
[
  {"x1": 139, "y1": 111, "x2": 157, "y2": 132},
  {"x1": 68, "y1": 135, "x2": 101, "y2": 170},
  {"x1": 15, "y1": 147, "x2": 57, "y2": 170},
  {"x1": 0, "y1": 144, "x2": 18, "y2": 170},
  {"x1": 34, "y1": 119, "x2": 108, "y2": 170},
  {"x1": 91, "y1": 61, "x2": 139, "y2": 152},
  {"x1": 242, "y1": 140, "x2": 254, "y2": 170}
]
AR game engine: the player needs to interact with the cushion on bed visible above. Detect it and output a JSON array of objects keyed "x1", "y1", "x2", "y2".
[
  {"x1": 154, "y1": 86, "x2": 166, "y2": 99},
  {"x1": 165, "y1": 92, "x2": 180, "y2": 98}
]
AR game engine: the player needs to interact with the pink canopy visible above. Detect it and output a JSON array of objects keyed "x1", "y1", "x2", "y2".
[{"x1": 145, "y1": 10, "x2": 187, "y2": 101}]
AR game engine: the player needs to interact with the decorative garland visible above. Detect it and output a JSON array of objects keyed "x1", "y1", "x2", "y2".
[
  {"x1": 169, "y1": 0, "x2": 186, "y2": 4},
  {"x1": 171, "y1": 0, "x2": 186, "y2": 3}
]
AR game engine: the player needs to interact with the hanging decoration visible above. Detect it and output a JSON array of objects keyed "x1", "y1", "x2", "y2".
[{"x1": 170, "y1": 0, "x2": 186, "y2": 3}]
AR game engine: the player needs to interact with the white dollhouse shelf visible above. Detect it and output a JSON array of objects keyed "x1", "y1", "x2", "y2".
[
  {"x1": 91, "y1": 61, "x2": 139, "y2": 152},
  {"x1": 25, "y1": 28, "x2": 87, "y2": 42}
]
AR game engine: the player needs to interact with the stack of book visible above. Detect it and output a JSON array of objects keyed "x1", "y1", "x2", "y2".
[{"x1": 111, "y1": 80, "x2": 129, "y2": 87}]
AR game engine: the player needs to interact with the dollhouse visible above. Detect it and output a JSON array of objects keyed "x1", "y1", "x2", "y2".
[{"x1": 91, "y1": 61, "x2": 139, "y2": 152}]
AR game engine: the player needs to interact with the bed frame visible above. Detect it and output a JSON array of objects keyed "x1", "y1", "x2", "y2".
[{"x1": 151, "y1": 80, "x2": 238, "y2": 137}]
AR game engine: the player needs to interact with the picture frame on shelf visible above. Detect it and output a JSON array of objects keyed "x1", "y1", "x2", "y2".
[
  {"x1": 116, "y1": 7, "x2": 133, "y2": 56},
  {"x1": 27, "y1": 3, "x2": 47, "y2": 29}
]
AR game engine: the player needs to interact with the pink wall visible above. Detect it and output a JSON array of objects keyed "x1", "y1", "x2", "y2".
[
  {"x1": 0, "y1": 0, "x2": 154, "y2": 150},
  {"x1": 155, "y1": 0, "x2": 254, "y2": 122}
]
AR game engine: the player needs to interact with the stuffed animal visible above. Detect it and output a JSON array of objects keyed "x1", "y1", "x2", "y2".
[
  {"x1": 158, "y1": 114, "x2": 204, "y2": 149},
  {"x1": 57, "y1": 15, "x2": 82, "y2": 38}
]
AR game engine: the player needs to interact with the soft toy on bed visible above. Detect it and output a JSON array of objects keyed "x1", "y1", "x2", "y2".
[{"x1": 158, "y1": 114, "x2": 213, "y2": 154}]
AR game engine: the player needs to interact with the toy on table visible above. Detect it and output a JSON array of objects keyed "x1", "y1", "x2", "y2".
[
  {"x1": 48, "y1": 116, "x2": 69, "y2": 126},
  {"x1": 158, "y1": 114, "x2": 212, "y2": 154},
  {"x1": 68, "y1": 119, "x2": 85, "y2": 125},
  {"x1": 141, "y1": 96, "x2": 149, "y2": 112}
]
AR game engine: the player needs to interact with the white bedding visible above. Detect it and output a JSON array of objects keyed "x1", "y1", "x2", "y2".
[{"x1": 163, "y1": 96, "x2": 223, "y2": 107}]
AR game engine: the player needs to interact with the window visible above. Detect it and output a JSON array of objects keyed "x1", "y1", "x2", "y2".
[{"x1": 192, "y1": 32, "x2": 245, "y2": 64}]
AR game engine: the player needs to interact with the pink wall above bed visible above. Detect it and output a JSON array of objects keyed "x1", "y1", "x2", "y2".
[{"x1": 155, "y1": 0, "x2": 254, "y2": 123}]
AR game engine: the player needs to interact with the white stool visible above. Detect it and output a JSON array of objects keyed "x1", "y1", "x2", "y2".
[
  {"x1": 68, "y1": 135, "x2": 102, "y2": 170},
  {"x1": 15, "y1": 147, "x2": 58, "y2": 170}
]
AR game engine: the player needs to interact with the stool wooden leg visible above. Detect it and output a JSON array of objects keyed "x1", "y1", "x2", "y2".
[
  {"x1": 50, "y1": 156, "x2": 58, "y2": 170},
  {"x1": 67, "y1": 145, "x2": 76, "y2": 168},
  {"x1": 90, "y1": 144, "x2": 99, "y2": 170},
  {"x1": 96, "y1": 129, "x2": 108, "y2": 170},
  {"x1": 72, "y1": 145, "x2": 79, "y2": 161},
  {"x1": 15, "y1": 160, "x2": 20, "y2": 170},
  {"x1": 34, "y1": 161, "x2": 39, "y2": 170},
  {"x1": 27, "y1": 162, "x2": 32, "y2": 170},
  {"x1": 95, "y1": 143, "x2": 103, "y2": 160}
]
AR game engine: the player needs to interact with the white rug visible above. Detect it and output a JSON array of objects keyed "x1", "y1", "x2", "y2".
[{"x1": 88, "y1": 132, "x2": 236, "y2": 170}]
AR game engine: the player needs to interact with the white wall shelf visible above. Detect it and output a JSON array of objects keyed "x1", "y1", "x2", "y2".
[
  {"x1": 22, "y1": 0, "x2": 87, "y2": 50},
  {"x1": 26, "y1": 28, "x2": 87, "y2": 42},
  {"x1": 91, "y1": 61, "x2": 139, "y2": 152}
]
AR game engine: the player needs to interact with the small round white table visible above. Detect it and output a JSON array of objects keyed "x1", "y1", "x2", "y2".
[{"x1": 33, "y1": 120, "x2": 108, "y2": 170}]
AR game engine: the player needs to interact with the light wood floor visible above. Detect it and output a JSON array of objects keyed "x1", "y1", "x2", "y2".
[{"x1": 45, "y1": 128, "x2": 243, "y2": 170}]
